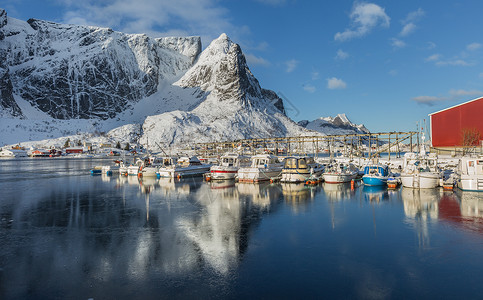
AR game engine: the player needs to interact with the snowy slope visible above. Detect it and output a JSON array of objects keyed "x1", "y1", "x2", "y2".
[{"x1": 140, "y1": 34, "x2": 311, "y2": 146}]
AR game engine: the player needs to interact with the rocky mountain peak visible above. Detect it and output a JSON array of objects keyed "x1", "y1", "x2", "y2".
[
  {"x1": 0, "y1": 8, "x2": 7, "y2": 28},
  {"x1": 175, "y1": 33, "x2": 284, "y2": 114},
  {"x1": 298, "y1": 113, "x2": 369, "y2": 135}
]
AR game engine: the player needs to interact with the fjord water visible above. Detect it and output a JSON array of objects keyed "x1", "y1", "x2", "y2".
[{"x1": 1, "y1": 159, "x2": 482, "y2": 299}]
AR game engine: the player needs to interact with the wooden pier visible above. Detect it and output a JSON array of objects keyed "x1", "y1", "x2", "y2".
[{"x1": 191, "y1": 131, "x2": 419, "y2": 159}]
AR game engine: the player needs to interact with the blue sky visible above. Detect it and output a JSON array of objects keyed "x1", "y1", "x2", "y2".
[{"x1": 3, "y1": 0, "x2": 483, "y2": 133}]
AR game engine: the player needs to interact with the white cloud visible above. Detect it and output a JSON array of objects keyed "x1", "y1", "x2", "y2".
[
  {"x1": 403, "y1": 8, "x2": 425, "y2": 24},
  {"x1": 388, "y1": 69, "x2": 398, "y2": 76},
  {"x1": 311, "y1": 71, "x2": 320, "y2": 80},
  {"x1": 284, "y1": 59, "x2": 298, "y2": 73},
  {"x1": 334, "y1": 2, "x2": 390, "y2": 42},
  {"x1": 412, "y1": 95, "x2": 443, "y2": 106},
  {"x1": 425, "y1": 54, "x2": 441, "y2": 62},
  {"x1": 335, "y1": 49, "x2": 349, "y2": 60},
  {"x1": 327, "y1": 77, "x2": 347, "y2": 90},
  {"x1": 254, "y1": 0, "x2": 287, "y2": 5},
  {"x1": 449, "y1": 89, "x2": 483, "y2": 97},
  {"x1": 435, "y1": 59, "x2": 472, "y2": 66},
  {"x1": 398, "y1": 9, "x2": 424, "y2": 38},
  {"x1": 303, "y1": 84, "x2": 316, "y2": 93},
  {"x1": 466, "y1": 43, "x2": 482, "y2": 51},
  {"x1": 412, "y1": 89, "x2": 483, "y2": 105},
  {"x1": 245, "y1": 53, "x2": 270, "y2": 66},
  {"x1": 59, "y1": 0, "x2": 235, "y2": 41},
  {"x1": 427, "y1": 42, "x2": 436, "y2": 49},
  {"x1": 400, "y1": 23, "x2": 416, "y2": 37},
  {"x1": 391, "y1": 38, "x2": 406, "y2": 48}
]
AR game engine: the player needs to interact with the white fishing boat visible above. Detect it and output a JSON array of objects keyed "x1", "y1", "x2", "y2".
[
  {"x1": 140, "y1": 156, "x2": 164, "y2": 177},
  {"x1": 237, "y1": 154, "x2": 283, "y2": 183},
  {"x1": 323, "y1": 161, "x2": 358, "y2": 183},
  {"x1": 119, "y1": 160, "x2": 128, "y2": 176},
  {"x1": 280, "y1": 156, "x2": 324, "y2": 183},
  {"x1": 157, "y1": 156, "x2": 211, "y2": 178},
  {"x1": 101, "y1": 162, "x2": 120, "y2": 175},
  {"x1": 210, "y1": 153, "x2": 250, "y2": 180},
  {"x1": 156, "y1": 157, "x2": 179, "y2": 178},
  {"x1": 127, "y1": 158, "x2": 144, "y2": 176},
  {"x1": 400, "y1": 153, "x2": 441, "y2": 189},
  {"x1": 362, "y1": 161, "x2": 390, "y2": 186},
  {"x1": 456, "y1": 156, "x2": 483, "y2": 191}
]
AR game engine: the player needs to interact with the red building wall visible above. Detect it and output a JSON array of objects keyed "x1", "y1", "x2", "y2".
[
  {"x1": 430, "y1": 97, "x2": 483, "y2": 147},
  {"x1": 65, "y1": 148, "x2": 83, "y2": 154}
]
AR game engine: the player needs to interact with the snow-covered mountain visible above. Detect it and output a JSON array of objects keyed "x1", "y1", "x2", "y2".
[
  {"x1": 140, "y1": 33, "x2": 309, "y2": 146},
  {"x1": 298, "y1": 113, "x2": 370, "y2": 135},
  {"x1": 0, "y1": 8, "x2": 368, "y2": 148},
  {"x1": 0, "y1": 8, "x2": 200, "y2": 120}
]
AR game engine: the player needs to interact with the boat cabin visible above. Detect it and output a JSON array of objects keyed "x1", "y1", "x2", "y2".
[
  {"x1": 251, "y1": 155, "x2": 279, "y2": 168},
  {"x1": 283, "y1": 157, "x2": 314, "y2": 169},
  {"x1": 458, "y1": 156, "x2": 483, "y2": 175},
  {"x1": 220, "y1": 154, "x2": 250, "y2": 167},
  {"x1": 363, "y1": 165, "x2": 389, "y2": 176},
  {"x1": 177, "y1": 156, "x2": 202, "y2": 167},
  {"x1": 161, "y1": 157, "x2": 178, "y2": 166}
]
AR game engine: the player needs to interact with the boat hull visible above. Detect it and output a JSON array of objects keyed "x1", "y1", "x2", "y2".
[
  {"x1": 280, "y1": 167, "x2": 324, "y2": 183},
  {"x1": 323, "y1": 172, "x2": 357, "y2": 184},
  {"x1": 401, "y1": 172, "x2": 440, "y2": 189},
  {"x1": 238, "y1": 167, "x2": 282, "y2": 183},
  {"x1": 210, "y1": 166, "x2": 239, "y2": 180},
  {"x1": 457, "y1": 175, "x2": 483, "y2": 191},
  {"x1": 157, "y1": 165, "x2": 211, "y2": 178},
  {"x1": 127, "y1": 166, "x2": 139, "y2": 176},
  {"x1": 280, "y1": 171, "x2": 311, "y2": 183},
  {"x1": 362, "y1": 175, "x2": 388, "y2": 186},
  {"x1": 141, "y1": 166, "x2": 159, "y2": 177}
]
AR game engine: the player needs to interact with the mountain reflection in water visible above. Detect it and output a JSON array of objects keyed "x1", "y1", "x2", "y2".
[{"x1": 0, "y1": 158, "x2": 483, "y2": 299}]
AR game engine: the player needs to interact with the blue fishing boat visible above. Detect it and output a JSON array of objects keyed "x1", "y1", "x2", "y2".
[{"x1": 362, "y1": 163, "x2": 390, "y2": 186}]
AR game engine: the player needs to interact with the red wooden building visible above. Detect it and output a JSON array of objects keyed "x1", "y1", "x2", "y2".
[
  {"x1": 429, "y1": 97, "x2": 483, "y2": 148},
  {"x1": 65, "y1": 147, "x2": 84, "y2": 154}
]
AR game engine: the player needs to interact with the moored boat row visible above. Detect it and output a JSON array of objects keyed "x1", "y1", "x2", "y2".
[{"x1": 88, "y1": 151, "x2": 483, "y2": 192}]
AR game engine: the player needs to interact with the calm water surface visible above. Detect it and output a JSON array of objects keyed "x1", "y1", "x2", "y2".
[{"x1": 0, "y1": 158, "x2": 482, "y2": 299}]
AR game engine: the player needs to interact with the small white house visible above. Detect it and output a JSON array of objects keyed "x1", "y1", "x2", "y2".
[{"x1": 0, "y1": 148, "x2": 28, "y2": 157}]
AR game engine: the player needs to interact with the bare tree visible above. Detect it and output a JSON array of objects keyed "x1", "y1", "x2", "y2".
[{"x1": 461, "y1": 127, "x2": 481, "y2": 155}]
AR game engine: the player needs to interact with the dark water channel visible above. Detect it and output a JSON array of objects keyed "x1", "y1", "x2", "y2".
[{"x1": 0, "y1": 158, "x2": 482, "y2": 299}]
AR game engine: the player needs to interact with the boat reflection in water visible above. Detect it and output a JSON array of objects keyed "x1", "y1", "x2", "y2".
[
  {"x1": 177, "y1": 180, "x2": 282, "y2": 274},
  {"x1": 3, "y1": 157, "x2": 483, "y2": 299},
  {"x1": 440, "y1": 190, "x2": 483, "y2": 234},
  {"x1": 322, "y1": 182, "x2": 352, "y2": 202},
  {"x1": 237, "y1": 182, "x2": 281, "y2": 209},
  {"x1": 280, "y1": 183, "x2": 318, "y2": 213},
  {"x1": 402, "y1": 188, "x2": 440, "y2": 247},
  {"x1": 362, "y1": 185, "x2": 389, "y2": 204}
]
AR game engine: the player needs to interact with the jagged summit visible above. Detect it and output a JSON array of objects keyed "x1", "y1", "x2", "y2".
[
  {"x1": 298, "y1": 113, "x2": 370, "y2": 135},
  {"x1": 141, "y1": 33, "x2": 304, "y2": 145},
  {"x1": 0, "y1": 8, "x2": 7, "y2": 28},
  {"x1": 175, "y1": 33, "x2": 279, "y2": 112}
]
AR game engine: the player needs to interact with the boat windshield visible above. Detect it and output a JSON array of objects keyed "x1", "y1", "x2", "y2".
[
  {"x1": 222, "y1": 158, "x2": 235, "y2": 166},
  {"x1": 254, "y1": 158, "x2": 268, "y2": 166},
  {"x1": 284, "y1": 158, "x2": 297, "y2": 169},
  {"x1": 298, "y1": 159, "x2": 307, "y2": 169}
]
